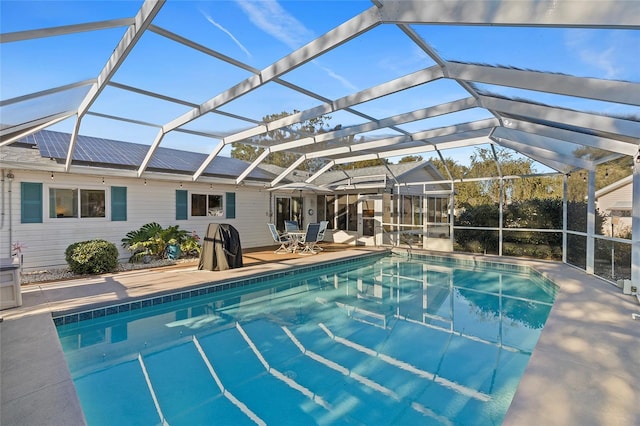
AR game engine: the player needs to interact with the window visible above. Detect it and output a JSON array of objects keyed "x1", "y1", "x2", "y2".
[
  {"x1": 316, "y1": 195, "x2": 335, "y2": 229},
  {"x1": 336, "y1": 194, "x2": 348, "y2": 230},
  {"x1": 191, "y1": 193, "x2": 223, "y2": 217},
  {"x1": 426, "y1": 196, "x2": 449, "y2": 223},
  {"x1": 336, "y1": 194, "x2": 357, "y2": 232},
  {"x1": 49, "y1": 188, "x2": 105, "y2": 218},
  {"x1": 400, "y1": 195, "x2": 415, "y2": 225}
]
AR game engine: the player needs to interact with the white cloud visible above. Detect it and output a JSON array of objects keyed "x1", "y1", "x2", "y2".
[
  {"x1": 235, "y1": 0, "x2": 358, "y2": 91},
  {"x1": 235, "y1": 0, "x2": 313, "y2": 50},
  {"x1": 201, "y1": 10, "x2": 252, "y2": 58},
  {"x1": 564, "y1": 30, "x2": 620, "y2": 79}
]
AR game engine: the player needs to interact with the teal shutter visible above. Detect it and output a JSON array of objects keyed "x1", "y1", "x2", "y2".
[
  {"x1": 176, "y1": 190, "x2": 188, "y2": 220},
  {"x1": 111, "y1": 186, "x2": 127, "y2": 221},
  {"x1": 21, "y1": 182, "x2": 43, "y2": 223},
  {"x1": 226, "y1": 192, "x2": 236, "y2": 219}
]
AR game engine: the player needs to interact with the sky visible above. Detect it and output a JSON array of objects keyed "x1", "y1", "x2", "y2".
[{"x1": 1, "y1": 0, "x2": 639, "y2": 171}]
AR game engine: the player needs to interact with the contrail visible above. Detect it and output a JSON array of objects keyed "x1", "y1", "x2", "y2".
[
  {"x1": 236, "y1": 0, "x2": 357, "y2": 91},
  {"x1": 201, "y1": 10, "x2": 252, "y2": 58}
]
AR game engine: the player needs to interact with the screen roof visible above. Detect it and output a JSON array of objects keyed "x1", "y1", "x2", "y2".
[{"x1": 1, "y1": 0, "x2": 638, "y2": 184}]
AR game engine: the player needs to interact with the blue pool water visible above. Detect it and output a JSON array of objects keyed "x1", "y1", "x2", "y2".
[{"x1": 56, "y1": 253, "x2": 557, "y2": 425}]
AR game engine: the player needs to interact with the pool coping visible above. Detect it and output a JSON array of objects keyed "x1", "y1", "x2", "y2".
[
  {"x1": 1, "y1": 248, "x2": 639, "y2": 425},
  {"x1": 51, "y1": 250, "x2": 387, "y2": 326}
]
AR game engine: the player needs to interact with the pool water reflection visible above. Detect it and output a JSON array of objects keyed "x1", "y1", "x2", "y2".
[{"x1": 56, "y1": 254, "x2": 556, "y2": 425}]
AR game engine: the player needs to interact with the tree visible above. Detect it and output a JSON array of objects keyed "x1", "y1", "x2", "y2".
[
  {"x1": 432, "y1": 147, "x2": 564, "y2": 208},
  {"x1": 398, "y1": 155, "x2": 423, "y2": 163},
  {"x1": 231, "y1": 111, "x2": 339, "y2": 173},
  {"x1": 430, "y1": 157, "x2": 467, "y2": 180},
  {"x1": 565, "y1": 151, "x2": 633, "y2": 202},
  {"x1": 334, "y1": 158, "x2": 388, "y2": 170}
]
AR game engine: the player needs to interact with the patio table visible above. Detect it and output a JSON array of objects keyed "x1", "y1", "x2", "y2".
[{"x1": 286, "y1": 231, "x2": 307, "y2": 252}]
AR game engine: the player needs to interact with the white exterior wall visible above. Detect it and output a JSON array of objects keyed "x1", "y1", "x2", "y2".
[
  {"x1": 597, "y1": 181, "x2": 633, "y2": 235},
  {"x1": 598, "y1": 182, "x2": 633, "y2": 211},
  {"x1": 0, "y1": 170, "x2": 274, "y2": 271}
]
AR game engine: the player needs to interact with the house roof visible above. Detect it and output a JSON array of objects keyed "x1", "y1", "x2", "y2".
[
  {"x1": 16, "y1": 129, "x2": 276, "y2": 182},
  {"x1": 1, "y1": 0, "x2": 638, "y2": 185},
  {"x1": 315, "y1": 161, "x2": 441, "y2": 188}
]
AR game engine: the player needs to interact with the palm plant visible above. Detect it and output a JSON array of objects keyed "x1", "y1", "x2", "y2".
[
  {"x1": 121, "y1": 222, "x2": 163, "y2": 262},
  {"x1": 121, "y1": 223, "x2": 199, "y2": 262}
]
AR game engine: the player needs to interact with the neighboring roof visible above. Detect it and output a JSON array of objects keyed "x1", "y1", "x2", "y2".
[
  {"x1": 595, "y1": 175, "x2": 633, "y2": 198},
  {"x1": 258, "y1": 160, "x2": 447, "y2": 191},
  {"x1": 257, "y1": 163, "x2": 311, "y2": 183},
  {"x1": 315, "y1": 161, "x2": 419, "y2": 186},
  {"x1": 16, "y1": 130, "x2": 276, "y2": 181}
]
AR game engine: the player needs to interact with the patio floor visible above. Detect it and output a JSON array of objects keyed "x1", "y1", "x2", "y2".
[{"x1": 1, "y1": 246, "x2": 639, "y2": 425}]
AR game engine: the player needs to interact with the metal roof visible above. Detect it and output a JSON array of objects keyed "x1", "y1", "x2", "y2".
[
  {"x1": 17, "y1": 129, "x2": 276, "y2": 181},
  {"x1": 1, "y1": 0, "x2": 638, "y2": 185}
]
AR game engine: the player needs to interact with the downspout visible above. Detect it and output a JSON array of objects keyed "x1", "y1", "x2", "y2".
[{"x1": 4, "y1": 170, "x2": 14, "y2": 255}]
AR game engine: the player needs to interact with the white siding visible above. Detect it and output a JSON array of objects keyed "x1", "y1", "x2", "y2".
[
  {"x1": 0, "y1": 170, "x2": 274, "y2": 271},
  {"x1": 597, "y1": 182, "x2": 632, "y2": 211},
  {"x1": 597, "y1": 182, "x2": 633, "y2": 236}
]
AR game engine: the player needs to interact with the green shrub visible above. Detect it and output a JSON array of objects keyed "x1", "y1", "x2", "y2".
[
  {"x1": 65, "y1": 239, "x2": 119, "y2": 275},
  {"x1": 122, "y1": 223, "x2": 201, "y2": 262}
]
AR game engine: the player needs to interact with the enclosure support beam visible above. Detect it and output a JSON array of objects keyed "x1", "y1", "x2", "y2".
[
  {"x1": 632, "y1": 151, "x2": 640, "y2": 290},
  {"x1": 562, "y1": 176, "x2": 568, "y2": 264},
  {"x1": 498, "y1": 177, "x2": 504, "y2": 257},
  {"x1": 449, "y1": 184, "x2": 455, "y2": 250},
  {"x1": 586, "y1": 170, "x2": 597, "y2": 275},
  {"x1": 66, "y1": 0, "x2": 165, "y2": 172}
]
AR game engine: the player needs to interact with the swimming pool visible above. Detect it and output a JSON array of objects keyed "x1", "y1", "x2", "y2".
[{"x1": 56, "y1": 253, "x2": 557, "y2": 425}]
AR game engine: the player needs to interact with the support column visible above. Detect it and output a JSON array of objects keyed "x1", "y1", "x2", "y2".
[
  {"x1": 498, "y1": 177, "x2": 504, "y2": 257},
  {"x1": 562, "y1": 175, "x2": 568, "y2": 264},
  {"x1": 632, "y1": 153, "x2": 640, "y2": 289},
  {"x1": 450, "y1": 182, "x2": 455, "y2": 250},
  {"x1": 586, "y1": 170, "x2": 596, "y2": 275}
]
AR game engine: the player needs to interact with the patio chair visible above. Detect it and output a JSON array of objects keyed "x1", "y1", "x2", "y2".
[
  {"x1": 284, "y1": 220, "x2": 299, "y2": 232},
  {"x1": 268, "y1": 223, "x2": 292, "y2": 254},
  {"x1": 298, "y1": 222, "x2": 321, "y2": 255},
  {"x1": 314, "y1": 221, "x2": 329, "y2": 251}
]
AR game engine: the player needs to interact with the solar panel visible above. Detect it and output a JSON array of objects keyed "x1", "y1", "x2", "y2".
[{"x1": 25, "y1": 130, "x2": 275, "y2": 180}]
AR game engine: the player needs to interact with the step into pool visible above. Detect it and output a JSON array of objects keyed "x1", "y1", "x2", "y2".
[{"x1": 56, "y1": 253, "x2": 557, "y2": 425}]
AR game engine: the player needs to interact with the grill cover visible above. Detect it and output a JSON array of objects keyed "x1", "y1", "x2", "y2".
[{"x1": 198, "y1": 223, "x2": 243, "y2": 271}]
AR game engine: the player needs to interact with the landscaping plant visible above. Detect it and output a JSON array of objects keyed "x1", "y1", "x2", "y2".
[
  {"x1": 122, "y1": 222, "x2": 201, "y2": 262},
  {"x1": 65, "y1": 239, "x2": 119, "y2": 275}
]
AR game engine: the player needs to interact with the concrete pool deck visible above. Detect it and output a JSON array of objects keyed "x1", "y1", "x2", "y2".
[{"x1": 1, "y1": 248, "x2": 639, "y2": 425}]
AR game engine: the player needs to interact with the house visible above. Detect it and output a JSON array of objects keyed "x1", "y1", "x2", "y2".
[
  {"x1": 1, "y1": 130, "x2": 279, "y2": 271},
  {"x1": 1, "y1": 130, "x2": 451, "y2": 271},
  {"x1": 595, "y1": 175, "x2": 633, "y2": 237}
]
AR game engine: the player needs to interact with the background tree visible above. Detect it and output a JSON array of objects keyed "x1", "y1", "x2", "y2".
[
  {"x1": 566, "y1": 148, "x2": 633, "y2": 201},
  {"x1": 231, "y1": 111, "x2": 335, "y2": 173},
  {"x1": 231, "y1": 111, "x2": 405, "y2": 173},
  {"x1": 430, "y1": 157, "x2": 467, "y2": 180},
  {"x1": 334, "y1": 158, "x2": 388, "y2": 170},
  {"x1": 398, "y1": 155, "x2": 423, "y2": 163}
]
